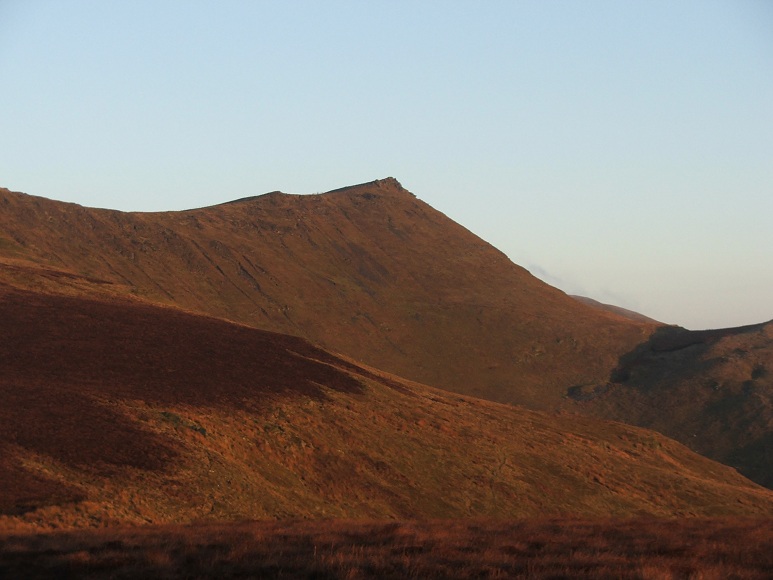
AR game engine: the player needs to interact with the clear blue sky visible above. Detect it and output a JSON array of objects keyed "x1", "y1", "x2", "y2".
[{"x1": 1, "y1": 1, "x2": 771, "y2": 330}]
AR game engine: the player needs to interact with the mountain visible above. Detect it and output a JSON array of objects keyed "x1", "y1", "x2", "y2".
[
  {"x1": 3, "y1": 178, "x2": 772, "y2": 494},
  {"x1": 573, "y1": 322, "x2": 773, "y2": 488},
  {"x1": 0, "y1": 179, "x2": 656, "y2": 409},
  {"x1": 2, "y1": 286, "x2": 772, "y2": 531}
]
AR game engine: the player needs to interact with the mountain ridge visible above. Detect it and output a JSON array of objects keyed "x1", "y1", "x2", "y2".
[{"x1": 0, "y1": 180, "x2": 656, "y2": 409}]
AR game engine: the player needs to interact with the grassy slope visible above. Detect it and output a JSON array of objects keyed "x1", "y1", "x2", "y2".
[
  {"x1": 2, "y1": 287, "x2": 773, "y2": 532},
  {"x1": 0, "y1": 180, "x2": 655, "y2": 408}
]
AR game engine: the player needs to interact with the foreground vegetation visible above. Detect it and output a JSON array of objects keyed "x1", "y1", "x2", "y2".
[{"x1": 2, "y1": 517, "x2": 772, "y2": 579}]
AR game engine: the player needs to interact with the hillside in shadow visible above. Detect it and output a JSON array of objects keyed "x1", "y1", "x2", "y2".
[{"x1": 570, "y1": 321, "x2": 773, "y2": 488}]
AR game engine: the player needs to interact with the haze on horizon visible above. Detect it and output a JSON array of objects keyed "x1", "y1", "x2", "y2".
[{"x1": 1, "y1": 1, "x2": 771, "y2": 330}]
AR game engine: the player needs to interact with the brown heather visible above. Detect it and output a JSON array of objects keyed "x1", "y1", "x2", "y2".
[{"x1": 2, "y1": 518, "x2": 773, "y2": 579}]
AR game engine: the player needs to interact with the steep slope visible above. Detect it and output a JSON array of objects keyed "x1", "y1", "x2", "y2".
[
  {"x1": 2, "y1": 286, "x2": 772, "y2": 531},
  {"x1": 0, "y1": 179, "x2": 657, "y2": 408},
  {"x1": 571, "y1": 322, "x2": 773, "y2": 488}
]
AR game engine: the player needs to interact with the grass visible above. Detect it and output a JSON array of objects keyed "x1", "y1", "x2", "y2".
[{"x1": 1, "y1": 517, "x2": 772, "y2": 578}]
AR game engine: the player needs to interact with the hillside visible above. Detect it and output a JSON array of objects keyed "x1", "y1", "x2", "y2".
[
  {"x1": 0, "y1": 179, "x2": 657, "y2": 408},
  {"x1": 574, "y1": 322, "x2": 773, "y2": 488},
  {"x1": 4, "y1": 178, "x2": 772, "y2": 495},
  {"x1": 2, "y1": 286, "x2": 773, "y2": 531}
]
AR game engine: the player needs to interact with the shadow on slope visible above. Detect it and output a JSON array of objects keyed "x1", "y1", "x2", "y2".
[{"x1": 0, "y1": 286, "x2": 365, "y2": 516}]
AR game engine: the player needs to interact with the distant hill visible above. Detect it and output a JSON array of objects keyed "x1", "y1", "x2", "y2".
[
  {"x1": 572, "y1": 322, "x2": 773, "y2": 488},
  {"x1": 2, "y1": 287, "x2": 772, "y2": 530},
  {"x1": 0, "y1": 179, "x2": 657, "y2": 409}
]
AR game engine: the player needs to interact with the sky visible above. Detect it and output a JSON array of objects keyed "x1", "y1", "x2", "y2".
[{"x1": 1, "y1": 1, "x2": 771, "y2": 330}]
